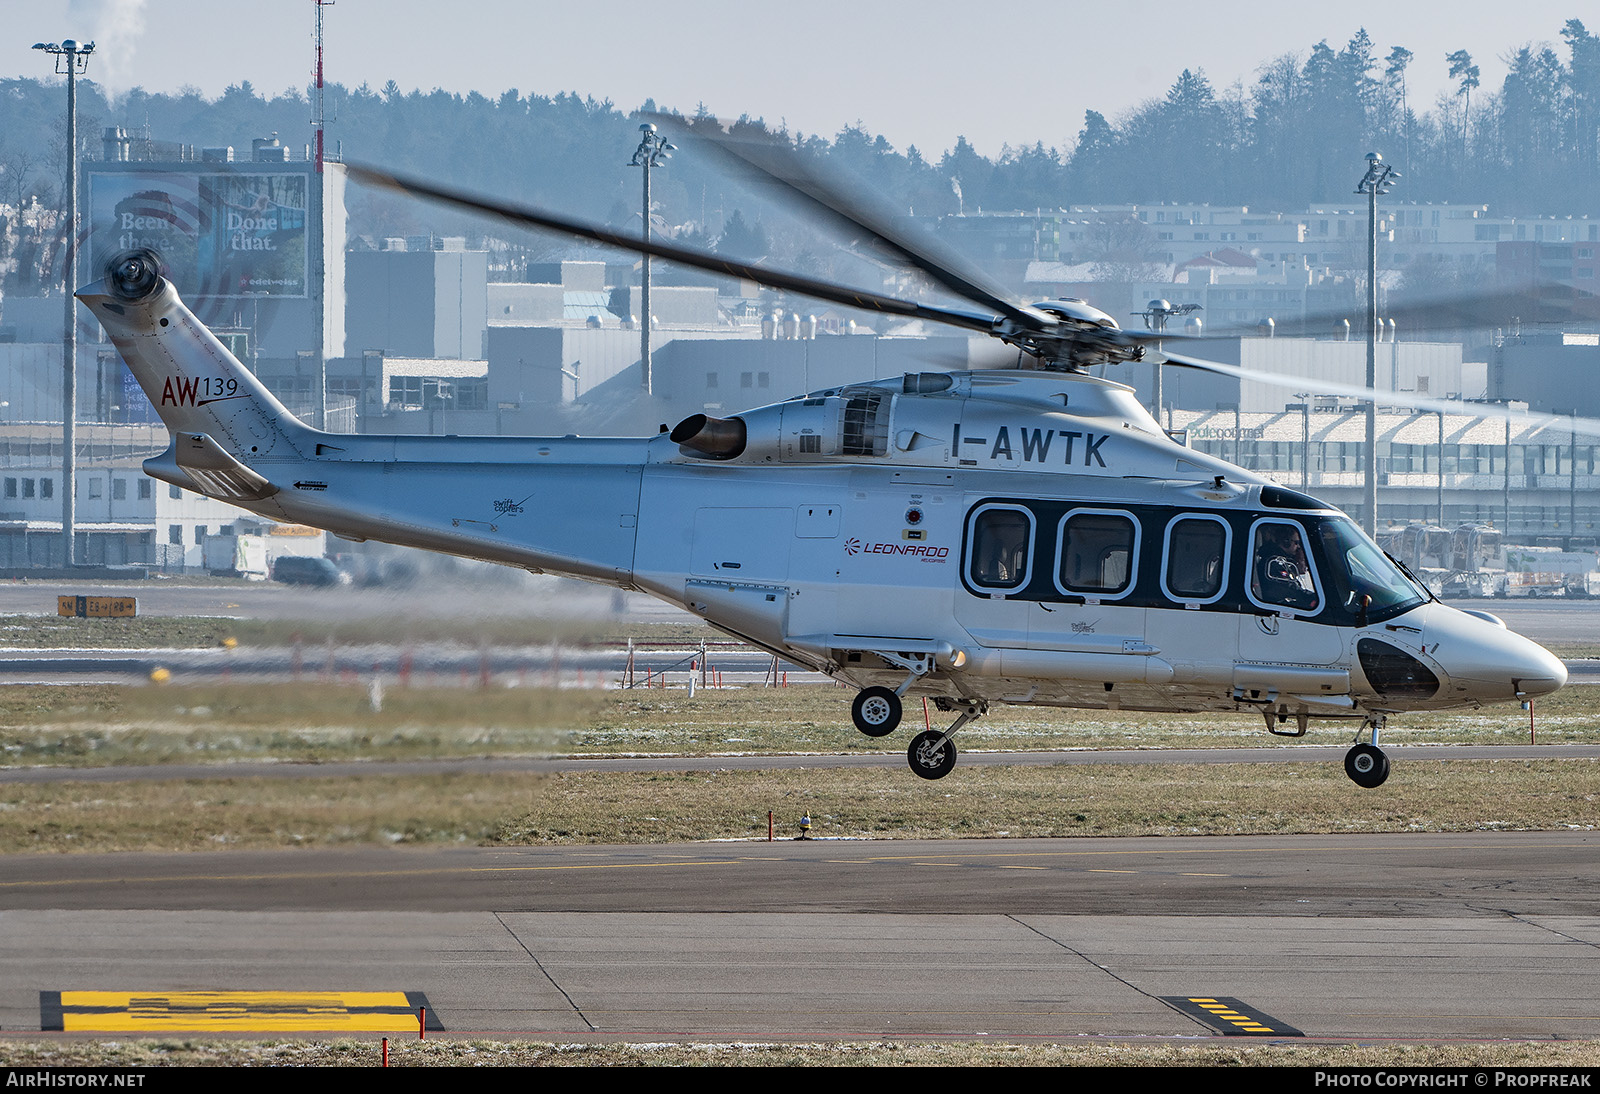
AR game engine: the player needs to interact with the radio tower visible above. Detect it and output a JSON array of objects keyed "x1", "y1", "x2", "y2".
[
  {"x1": 309, "y1": 0, "x2": 334, "y2": 428},
  {"x1": 313, "y1": 0, "x2": 333, "y2": 173}
]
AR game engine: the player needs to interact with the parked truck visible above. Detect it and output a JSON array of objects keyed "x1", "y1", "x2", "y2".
[{"x1": 203, "y1": 534, "x2": 268, "y2": 579}]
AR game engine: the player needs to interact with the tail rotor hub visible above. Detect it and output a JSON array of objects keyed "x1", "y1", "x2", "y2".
[{"x1": 107, "y1": 249, "x2": 163, "y2": 302}]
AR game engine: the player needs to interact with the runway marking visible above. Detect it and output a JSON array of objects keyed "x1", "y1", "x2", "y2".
[
  {"x1": 41, "y1": 990, "x2": 440, "y2": 1033},
  {"x1": 1162, "y1": 996, "x2": 1302, "y2": 1037}
]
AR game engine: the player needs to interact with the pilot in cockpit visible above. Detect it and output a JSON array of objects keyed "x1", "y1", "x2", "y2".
[{"x1": 1253, "y1": 523, "x2": 1318, "y2": 611}]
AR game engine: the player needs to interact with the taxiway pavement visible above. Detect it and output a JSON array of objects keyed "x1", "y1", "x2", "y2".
[{"x1": 2, "y1": 833, "x2": 1596, "y2": 1040}]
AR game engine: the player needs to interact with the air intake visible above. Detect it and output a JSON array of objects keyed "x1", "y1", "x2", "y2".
[{"x1": 1357, "y1": 638, "x2": 1439, "y2": 700}]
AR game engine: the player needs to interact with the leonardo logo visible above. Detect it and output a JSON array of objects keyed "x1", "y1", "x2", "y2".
[{"x1": 844, "y1": 539, "x2": 950, "y2": 562}]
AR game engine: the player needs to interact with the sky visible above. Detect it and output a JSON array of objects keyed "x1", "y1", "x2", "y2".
[{"x1": 6, "y1": 0, "x2": 1594, "y2": 158}]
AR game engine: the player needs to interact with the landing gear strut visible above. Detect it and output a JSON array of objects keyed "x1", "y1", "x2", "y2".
[
  {"x1": 1343, "y1": 717, "x2": 1390, "y2": 789},
  {"x1": 906, "y1": 698, "x2": 986, "y2": 781}
]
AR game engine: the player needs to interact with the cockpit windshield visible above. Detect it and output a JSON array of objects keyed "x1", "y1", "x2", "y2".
[{"x1": 1312, "y1": 516, "x2": 1430, "y2": 624}]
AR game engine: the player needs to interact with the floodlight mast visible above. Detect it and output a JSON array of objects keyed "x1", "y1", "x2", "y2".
[
  {"x1": 1356, "y1": 151, "x2": 1399, "y2": 537},
  {"x1": 33, "y1": 38, "x2": 94, "y2": 568},
  {"x1": 630, "y1": 123, "x2": 673, "y2": 394},
  {"x1": 1135, "y1": 298, "x2": 1200, "y2": 428}
]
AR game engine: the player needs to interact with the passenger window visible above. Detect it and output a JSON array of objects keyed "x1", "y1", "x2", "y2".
[
  {"x1": 1164, "y1": 517, "x2": 1228, "y2": 602},
  {"x1": 968, "y1": 507, "x2": 1033, "y2": 590},
  {"x1": 1057, "y1": 511, "x2": 1136, "y2": 596},
  {"x1": 1250, "y1": 521, "x2": 1321, "y2": 612}
]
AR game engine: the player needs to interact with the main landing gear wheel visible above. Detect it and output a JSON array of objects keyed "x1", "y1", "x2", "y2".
[
  {"x1": 851, "y1": 686, "x2": 902, "y2": 737},
  {"x1": 907, "y1": 729, "x2": 957, "y2": 780},
  {"x1": 1344, "y1": 743, "x2": 1391, "y2": 789}
]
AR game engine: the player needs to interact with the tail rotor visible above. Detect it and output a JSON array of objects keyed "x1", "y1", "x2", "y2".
[{"x1": 106, "y1": 249, "x2": 164, "y2": 302}]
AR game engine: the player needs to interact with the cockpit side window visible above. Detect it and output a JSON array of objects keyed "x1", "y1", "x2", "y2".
[
  {"x1": 1162, "y1": 515, "x2": 1229, "y2": 604},
  {"x1": 1056, "y1": 510, "x2": 1137, "y2": 598},
  {"x1": 1248, "y1": 519, "x2": 1321, "y2": 614},
  {"x1": 967, "y1": 506, "x2": 1034, "y2": 591}
]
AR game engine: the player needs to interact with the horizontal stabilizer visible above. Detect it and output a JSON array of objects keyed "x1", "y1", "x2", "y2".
[{"x1": 150, "y1": 432, "x2": 279, "y2": 502}]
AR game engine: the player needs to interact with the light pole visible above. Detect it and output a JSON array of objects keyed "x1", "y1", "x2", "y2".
[
  {"x1": 1437, "y1": 408, "x2": 1446, "y2": 526},
  {"x1": 33, "y1": 38, "x2": 94, "y2": 568},
  {"x1": 1135, "y1": 298, "x2": 1200, "y2": 428},
  {"x1": 629, "y1": 123, "x2": 674, "y2": 394},
  {"x1": 1291, "y1": 394, "x2": 1312, "y2": 490},
  {"x1": 1570, "y1": 409, "x2": 1578, "y2": 549},
  {"x1": 1356, "y1": 151, "x2": 1399, "y2": 537}
]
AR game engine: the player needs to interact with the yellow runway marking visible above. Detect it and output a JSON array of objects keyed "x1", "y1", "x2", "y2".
[
  {"x1": 1163, "y1": 995, "x2": 1302, "y2": 1036},
  {"x1": 42, "y1": 990, "x2": 437, "y2": 1033}
]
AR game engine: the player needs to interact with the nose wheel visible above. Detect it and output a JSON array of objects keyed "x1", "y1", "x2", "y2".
[
  {"x1": 1344, "y1": 717, "x2": 1391, "y2": 788},
  {"x1": 1343, "y1": 744, "x2": 1390, "y2": 788},
  {"x1": 850, "y1": 686, "x2": 902, "y2": 737},
  {"x1": 908, "y1": 730, "x2": 957, "y2": 779},
  {"x1": 903, "y1": 698, "x2": 986, "y2": 780}
]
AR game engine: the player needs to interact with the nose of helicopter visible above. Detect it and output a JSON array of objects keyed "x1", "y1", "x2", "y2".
[{"x1": 1421, "y1": 604, "x2": 1567, "y2": 701}]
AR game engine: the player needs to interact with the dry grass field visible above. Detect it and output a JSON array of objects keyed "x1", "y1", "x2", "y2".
[{"x1": 0, "y1": 678, "x2": 1595, "y2": 852}]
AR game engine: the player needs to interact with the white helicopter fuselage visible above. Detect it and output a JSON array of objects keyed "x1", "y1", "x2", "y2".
[{"x1": 77, "y1": 272, "x2": 1566, "y2": 779}]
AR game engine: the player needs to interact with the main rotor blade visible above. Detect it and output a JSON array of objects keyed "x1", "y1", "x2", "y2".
[
  {"x1": 345, "y1": 162, "x2": 1001, "y2": 336},
  {"x1": 1162, "y1": 350, "x2": 1600, "y2": 439},
  {"x1": 1201, "y1": 284, "x2": 1600, "y2": 341},
  {"x1": 659, "y1": 118, "x2": 1052, "y2": 331}
]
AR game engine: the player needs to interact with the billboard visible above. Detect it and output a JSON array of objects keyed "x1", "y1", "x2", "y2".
[{"x1": 88, "y1": 169, "x2": 309, "y2": 299}]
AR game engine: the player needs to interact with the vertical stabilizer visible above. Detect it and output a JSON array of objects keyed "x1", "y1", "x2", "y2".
[{"x1": 75, "y1": 251, "x2": 313, "y2": 462}]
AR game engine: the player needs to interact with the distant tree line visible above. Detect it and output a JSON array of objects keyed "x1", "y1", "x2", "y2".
[{"x1": 1, "y1": 18, "x2": 1596, "y2": 286}]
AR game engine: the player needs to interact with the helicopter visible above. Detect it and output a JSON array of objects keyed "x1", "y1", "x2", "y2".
[{"x1": 73, "y1": 139, "x2": 1568, "y2": 789}]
